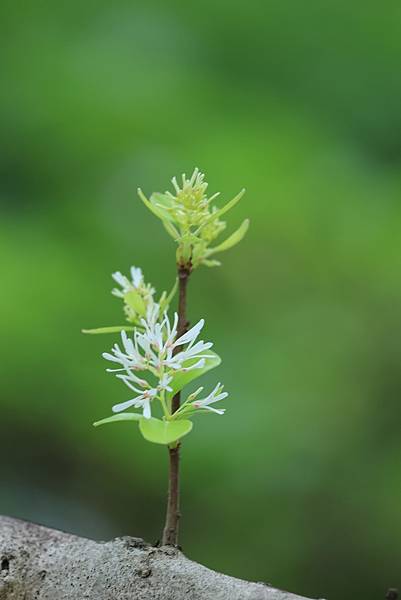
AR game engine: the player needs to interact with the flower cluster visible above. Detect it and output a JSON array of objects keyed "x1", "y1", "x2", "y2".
[
  {"x1": 102, "y1": 305, "x2": 228, "y2": 420},
  {"x1": 112, "y1": 266, "x2": 154, "y2": 300},
  {"x1": 138, "y1": 168, "x2": 249, "y2": 269},
  {"x1": 111, "y1": 266, "x2": 177, "y2": 326}
]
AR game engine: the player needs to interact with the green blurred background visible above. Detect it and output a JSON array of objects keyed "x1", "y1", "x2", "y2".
[{"x1": 1, "y1": 1, "x2": 400, "y2": 598}]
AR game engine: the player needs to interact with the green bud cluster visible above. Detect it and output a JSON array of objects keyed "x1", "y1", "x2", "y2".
[{"x1": 138, "y1": 168, "x2": 249, "y2": 269}]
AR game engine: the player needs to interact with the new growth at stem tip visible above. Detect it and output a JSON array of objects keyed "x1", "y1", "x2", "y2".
[
  {"x1": 83, "y1": 167, "x2": 249, "y2": 545},
  {"x1": 138, "y1": 167, "x2": 249, "y2": 270}
]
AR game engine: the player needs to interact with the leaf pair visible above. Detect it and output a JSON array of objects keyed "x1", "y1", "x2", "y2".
[{"x1": 94, "y1": 413, "x2": 193, "y2": 445}]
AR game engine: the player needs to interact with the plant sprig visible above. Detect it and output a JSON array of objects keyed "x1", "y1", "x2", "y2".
[{"x1": 84, "y1": 168, "x2": 248, "y2": 544}]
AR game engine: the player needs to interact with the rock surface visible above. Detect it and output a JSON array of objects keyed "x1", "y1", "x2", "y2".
[{"x1": 0, "y1": 516, "x2": 319, "y2": 600}]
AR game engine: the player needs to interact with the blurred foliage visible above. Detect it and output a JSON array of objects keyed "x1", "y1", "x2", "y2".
[{"x1": 1, "y1": 1, "x2": 400, "y2": 599}]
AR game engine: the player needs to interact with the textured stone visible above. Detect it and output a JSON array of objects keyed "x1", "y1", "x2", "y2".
[{"x1": 0, "y1": 516, "x2": 318, "y2": 600}]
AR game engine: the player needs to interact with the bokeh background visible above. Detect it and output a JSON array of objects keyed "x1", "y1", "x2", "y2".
[{"x1": 1, "y1": 2, "x2": 400, "y2": 599}]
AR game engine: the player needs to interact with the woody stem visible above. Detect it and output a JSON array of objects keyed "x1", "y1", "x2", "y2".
[{"x1": 161, "y1": 265, "x2": 191, "y2": 546}]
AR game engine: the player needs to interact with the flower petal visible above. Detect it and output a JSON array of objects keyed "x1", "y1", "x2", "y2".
[
  {"x1": 174, "y1": 318, "x2": 204, "y2": 347},
  {"x1": 112, "y1": 397, "x2": 142, "y2": 413}
]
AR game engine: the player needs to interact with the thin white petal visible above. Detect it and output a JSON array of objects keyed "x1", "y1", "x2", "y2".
[
  {"x1": 142, "y1": 400, "x2": 151, "y2": 419},
  {"x1": 116, "y1": 375, "x2": 145, "y2": 393},
  {"x1": 205, "y1": 406, "x2": 226, "y2": 414},
  {"x1": 112, "y1": 397, "x2": 141, "y2": 413},
  {"x1": 112, "y1": 271, "x2": 125, "y2": 285},
  {"x1": 174, "y1": 319, "x2": 204, "y2": 347},
  {"x1": 130, "y1": 266, "x2": 143, "y2": 287},
  {"x1": 181, "y1": 358, "x2": 205, "y2": 372},
  {"x1": 102, "y1": 352, "x2": 121, "y2": 363}
]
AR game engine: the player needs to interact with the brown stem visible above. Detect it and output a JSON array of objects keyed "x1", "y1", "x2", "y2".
[
  {"x1": 172, "y1": 265, "x2": 191, "y2": 412},
  {"x1": 162, "y1": 444, "x2": 181, "y2": 546},
  {"x1": 162, "y1": 264, "x2": 191, "y2": 546}
]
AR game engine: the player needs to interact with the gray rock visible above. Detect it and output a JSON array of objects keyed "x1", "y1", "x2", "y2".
[{"x1": 0, "y1": 516, "x2": 318, "y2": 600}]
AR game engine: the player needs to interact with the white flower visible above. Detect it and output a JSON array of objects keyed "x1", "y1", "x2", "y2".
[
  {"x1": 143, "y1": 301, "x2": 160, "y2": 328},
  {"x1": 112, "y1": 387, "x2": 158, "y2": 419},
  {"x1": 111, "y1": 266, "x2": 154, "y2": 299},
  {"x1": 139, "y1": 306, "x2": 165, "y2": 354},
  {"x1": 162, "y1": 316, "x2": 214, "y2": 370},
  {"x1": 112, "y1": 373, "x2": 156, "y2": 419},
  {"x1": 102, "y1": 311, "x2": 215, "y2": 418},
  {"x1": 102, "y1": 330, "x2": 147, "y2": 371},
  {"x1": 103, "y1": 316, "x2": 212, "y2": 374},
  {"x1": 192, "y1": 383, "x2": 228, "y2": 415},
  {"x1": 158, "y1": 373, "x2": 173, "y2": 392},
  {"x1": 111, "y1": 271, "x2": 132, "y2": 298},
  {"x1": 115, "y1": 372, "x2": 149, "y2": 389},
  {"x1": 173, "y1": 318, "x2": 205, "y2": 347},
  {"x1": 171, "y1": 340, "x2": 213, "y2": 367}
]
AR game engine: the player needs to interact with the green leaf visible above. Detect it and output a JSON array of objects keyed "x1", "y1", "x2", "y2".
[
  {"x1": 198, "y1": 189, "x2": 245, "y2": 232},
  {"x1": 150, "y1": 192, "x2": 176, "y2": 221},
  {"x1": 162, "y1": 218, "x2": 180, "y2": 240},
  {"x1": 93, "y1": 413, "x2": 142, "y2": 427},
  {"x1": 138, "y1": 189, "x2": 180, "y2": 240},
  {"x1": 138, "y1": 188, "x2": 166, "y2": 220},
  {"x1": 124, "y1": 290, "x2": 146, "y2": 315},
  {"x1": 169, "y1": 350, "x2": 221, "y2": 396},
  {"x1": 82, "y1": 326, "x2": 135, "y2": 335},
  {"x1": 207, "y1": 219, "x2": 250, "y2": 256},
  {"x1": 139, "y1": 417, "x2": 193, "y2": 445},
  {"x1": 213, "y1": 188, "x2": 245, "y2": 219},
  {"x1": 202, "y1": 259, "x2": 222, "y2": 267}
]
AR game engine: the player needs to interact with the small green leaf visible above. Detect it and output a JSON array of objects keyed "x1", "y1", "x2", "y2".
[
  {"x1": 213, "y1": 188, "x2": 245, "y2": 219},
  {"x1": 138, "y1": 188, "x2": 167, "y2": 221},
  {"x1": 198, "y1": 189, "x2": 245, "y2": 231},
  {"x1": 207, "y1": 219, "x2": 250, "y2": 256},
  {"x1": 169, "y1": 351, "x2": 221, "y2": 396},
  {"x1": 150, "y1": 192, "x2": 176, "y2": 221},
  {"x1": 139, "y1": 417, "x2": 193, "y2": 444},
  {"x1": 124, "y1": 290, "x2": 146, "y2": 315},
  {"x1": 162, "y1": 218, "x2": 180, "y2": 240},
  {"x1": 93, "y1": 413, "x2": 142, "y2": 427},
  {"x1": 82, "y1": 326, "x2": 135, "y2": 335},
  {"x1": 138, "y1": 189, "x2": 180, "y2": 240},
  {"x1": 202, "y1": 259, "x2": 222, "y2": 267}
]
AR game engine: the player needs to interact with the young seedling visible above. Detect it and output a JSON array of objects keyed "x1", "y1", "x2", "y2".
[{"x1": 84, "y1": 168, "x2": 249, "y2": 545}]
